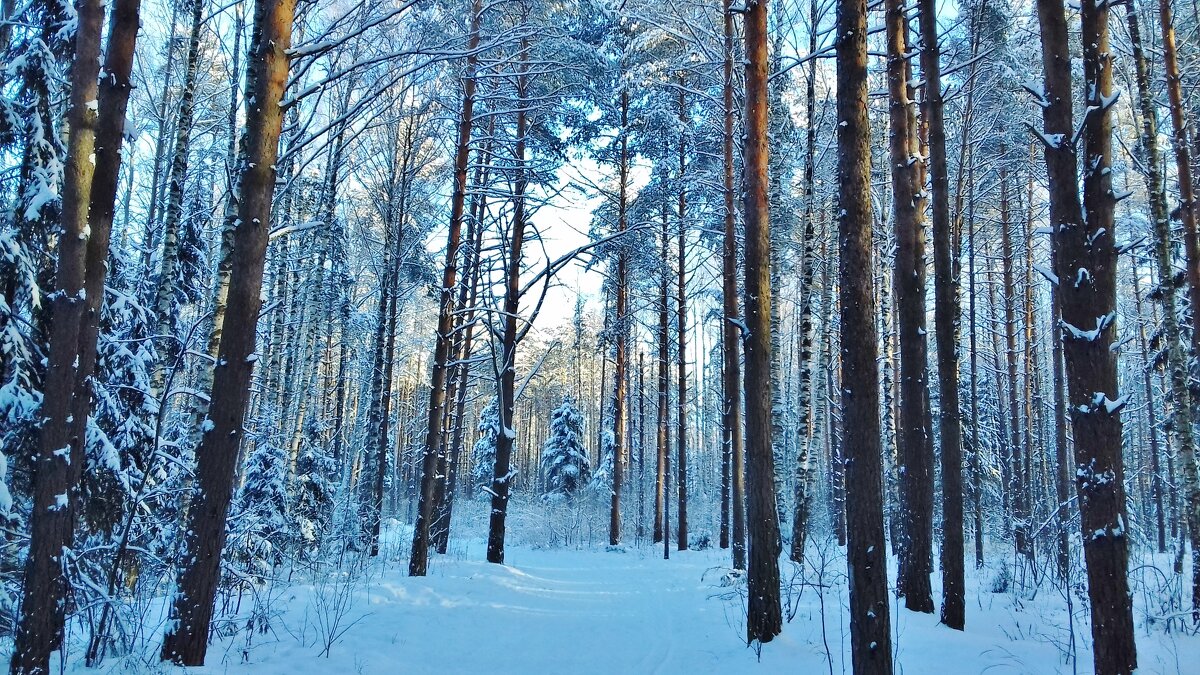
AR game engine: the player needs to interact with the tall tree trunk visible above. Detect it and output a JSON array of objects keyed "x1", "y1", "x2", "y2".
[
  {"x1": 151, "y1": 0, "x2": 207, "y2": 353},
  {"x1": 1021, "y1": 171, "x2": 1042, "y2": 574},
  {"x1": 918, "y1": 0, "x2": 964, "y2": 629},
  {"x1": 790, "y1": 0, "x2": 820, "y2": 564},
  {"x1": 142, "y1": 0, "x2": 181, "y2": 252},
  {"x1": 410, "y1": 0, "x2": 480, "y2": 576},
  {"x1": 1131, "y1": 264, "x2": 1167, "y2": 552},
  {"x1": 838, "y1": 0, "x2": 894, "y2": 664},
  {"x1": 74, "y1": 0, "x2": 144, "y2": 661},
  {"x1": 879, "y1": 232, "x2": 898, "y2": 547},
  {"x1": 434, "y1": 142, "x2": 490, "y2": 555},
  {"x1": 885, "y1": 0, "x2": 933, "y2": 613},
  {"x1": 1124, "y1": 0, "x2": 1180, "y2": 558},
  {"x1": 1000, "y1": 157, "x2": 1030, "y2": 561},
  {"x1": 676, "y1": 86, "x2": 688, "y2": 551},
  {"x1": 160, "y1": 0, "x2": 297, "y2": 663},
  {"x1": 638, "y1": 351, "x2": 647, "y2": 541},
  {"x1": 182, "y1": 0, "x2": 244, "y2": 487},
  {"x1": 721, "y1": 0, "x2": 745, "y2": 569},
  {"x1": 742, "y1": 0, "x2": 782, "y2": 643},
  {"x1": 1035, "y1": 0, "x2": 1137, "y2": 667},
  {"x1": 487, "y1": 35, "x2": 530, "y2": 564},
  {"x1": 369, "y1": 219, "x2": 403, "y2": 556},
  {"x1": 1047, "y1": 145, "x2": 1072, "y2": 582},
  {"x1": 656, "y1": 206, "x2": 671, "y2": 547},
  {"x1": 11, "y1": 0, "x2": 115, "y2": 670},
  {"x1": 967, "y1": 152, "x2": 985, "y2": 569},
  {"x1": 608, "y1": 89, "x2": 630, "y2": 546},
  {"x1": 362, "y1": 112, "x2": 411, "y2": 556},
  {"x1": 1157, "y1": 0, "x2": 1200, "y2": 618}
]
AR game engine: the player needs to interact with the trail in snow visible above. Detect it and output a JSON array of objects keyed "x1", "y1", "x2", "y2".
[{"x1": 101, "y1": 531, "x2": 1194, "y2": 675}]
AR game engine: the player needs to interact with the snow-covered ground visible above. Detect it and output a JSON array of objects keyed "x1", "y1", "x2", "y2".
[{"x1": 69, "y1": 517, "x2": 1196, "y2": 675}]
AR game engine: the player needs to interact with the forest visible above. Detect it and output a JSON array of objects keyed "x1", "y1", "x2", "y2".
[{"x1": 1, "y1": 0, "x2": 1199, "y2": 671}]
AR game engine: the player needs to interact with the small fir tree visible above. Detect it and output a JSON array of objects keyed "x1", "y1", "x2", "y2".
[
  {"x1": 292, "y1": 420, "x2": 337, "y2": 553},
  {"x1": 229, "y1": 440, "x2": 291, "y2": 578},
  {"x1": 540, "y1": 397, "x2": 591, "y2": 500},
  {"x1": 471, "y1": 399, "x2": 501, "y2": 498}
]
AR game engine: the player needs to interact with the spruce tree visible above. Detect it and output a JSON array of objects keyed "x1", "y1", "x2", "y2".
[{"x1": 541, "y1": 398, "x2": 592, "y2": 500}]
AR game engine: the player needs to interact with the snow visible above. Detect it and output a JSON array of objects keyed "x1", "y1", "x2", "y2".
[
  {"x1": 1061, "y1": 312, "x2": 1115, "y2": 342},
  {"x1": 1033, "y1": 263, "x2": 1059, "y2": 286},
  {"x1": 56, "y1": 508, "x2": 1199, "y2": 675},
  {"x1": 0, "y1": 452, "x2": 11, "y2": 514}
]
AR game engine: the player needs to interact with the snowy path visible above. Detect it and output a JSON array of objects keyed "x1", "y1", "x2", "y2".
[
  {"x1": 193, "y1": 544, "x2": 767, "y2": 674},
  {"x1": 141, "y1": 536, "x2": 1199, "y2": 675}
]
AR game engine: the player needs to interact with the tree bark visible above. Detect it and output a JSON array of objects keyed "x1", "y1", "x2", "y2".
[
  {"x1": 967, "y1": 152, "x2": 985, "y2": 569},
  {"x1": 151, "y1": 0, "x2": 207, "y2": 352},
  {"x1": 1157, "y1": 0, "x2": 1200, "y2": 618},
  {"x1": 1000, "y1": 156, "x2": 1030, "y2": 561},
  {"x1": 410, "y1": 0, "x2": 480, "y2": 575},
  {"x1": 10, "y1": 0, "x2": 109, "y2": 671},
  {"x1": 790, "y1": 0, "x2": 820, "y2": 564},
  {"x1": 1123, "y1": 0, "x2": 1177, "y2": 558},
  {"x1": 837, "y1": 0, "x2": 893, "y2": 665},
  {"x1": 721, "y1": 0, "x2": 745, "y2": 569},
  {"x1": 676, "y1": 86, "x2": 688, "y2": 551},
  {"x1": 742, "y1": 0, "x2": 782, "y2": 644},
  {"x1": 608, "y1": 88, "x2": 630, "y2": 547},
  {"x1": 1131, "y1": 263, "x2": 1167, "y2": 553},
  {"x1": 917, "y1": 0, "x2": 964, "y2": 629},
  {"x1": 656, "y1": 206, "x2": 671, "y2": 547},
  {"x1": 160, "y1": 0, "x2": 297, "y2": 663},
  {"x1": 487, "y1": 35, "x2": 531, "y2": 564},
  {"x1": 434, "y1": 142, "x2": 490, "y2": 554},
  {"x1": 364, "y1": 114, "x2": 412, "y2": 556},
  {"x1": 1034, "y1": 0, "x2": 1137, "y2": 667},
  {"x1": 885, "y1": 0, "x2": 933, "y2": 613}
]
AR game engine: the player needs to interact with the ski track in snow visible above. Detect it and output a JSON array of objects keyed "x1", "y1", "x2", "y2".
[{"x1": 67, "y1": 527, "x2": 1198, "y2": 674}]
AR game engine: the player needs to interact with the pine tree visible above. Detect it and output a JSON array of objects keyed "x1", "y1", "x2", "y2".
[
  {"x1": 541, "y1": 398, "x2": 592, "y2": 500},
  {"x1": 293, "y1": 422, "x2": 337, "y2": 553},
  {"x1": 591, "y1": 428, "x2": 615, "y2": 494},
  {"x1": 229, "y1": 440, "x2": 291, "y2": 578},
  {"x1": 471, "y1": 400, "x2": 501, "y2": 497}
]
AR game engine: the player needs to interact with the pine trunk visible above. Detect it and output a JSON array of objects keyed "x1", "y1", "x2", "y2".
[
  {"x1": 886, "y1": 0, "x2": 933, "y2": 613},
  {"x1": 656, "y1": 207, "x2": 671, "y2": 547},
  {"x1": 1000, "y1": 159, "x2": 1030, "y2": 560},
  {"x1": 1035, "y1": 0, "x2": 1138, "y2": 667},
  {"x1": 410, "y1": 0, "x2": 480, "y2": 575},
  {"x1": 918, "y1": 0, "x2": 964, "y2": 629},
  {"x1": 487, "y1": 37, "x2": 530, "y2": 563},
  {"x1": 676, "y1": 87, "x2": 688, "y2": 551},
  {"x1": 721, "y1": 0, "x2": 745, "y2": 569},
  {"x1": 609, "y1": 89, "x2": 630, "y2": 546},
  {"x1": 837, "y1": 0, "x2": 894, "y2": 664},
  {"x1": 1124, "y1": 0, "x2": 1179, "y2": 558},
  {"x1": 160, "y1": 0, "x2": 296, "y2": 663},
  {"x1": 1157, "y1": 0, "x2": 1200, "y2": 618},
  {"x1": 742, "y1": 0, "x2": 782, "y2": 643},
  {"x1": 11, "y1": 0, "x2": 107, "y2": 670}
]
